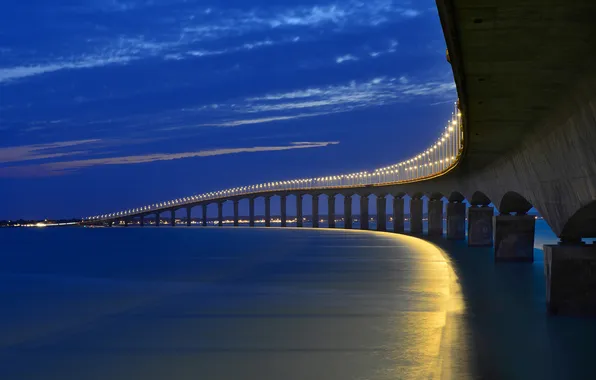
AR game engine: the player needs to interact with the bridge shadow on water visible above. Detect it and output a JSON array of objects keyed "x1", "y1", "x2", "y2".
[{"x1": 422, "y1": 236, "x2": 596, "y2": 380}]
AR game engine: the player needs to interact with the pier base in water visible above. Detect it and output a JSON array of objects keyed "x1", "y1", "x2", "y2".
[
  {"x1": 468, "y1": 206, "x2": 493, "y2": 246},
  {"x1": 494, "y1": 215, "x2": 535, "y2": 262}
]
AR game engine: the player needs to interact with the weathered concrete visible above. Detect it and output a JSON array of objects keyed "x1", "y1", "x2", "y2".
[
  {"x1": 544, "y1": 243, "x2": 596, "y2": 317},
  {"x1": 377, "y1": 196, "x2": 387, "y2": 231},
  {"x1": 409, "y1": 198, "x2": 423, "y2": 235},
  {"x1": 494, "y1": 214, "x2": 535, "y2": 262},
  {"x1": 233, "y1": 200, "x2": 239, "y2": 227},
  {"x1": 428, "y1": 199, "x2": 443, "y2": 236},
  {"x1": 264, "y1": 196, "x2": 271, "y2": 227},
  {"x1": 446, "y1": 202, "x2": 466, "y2": 240},
  {"x1": 201, "y1": 205, "x2": 207, "y2": 227},
  {"x1": 360, "y1": 196, "x2": 369, "y2": 230},
  {"x1": 217, "y1": 202, "x2": 223, "y2": 227},
  {"x1": 249, "y1": 198, "x2": 255, "y2": 227},
  {"x1": 280, "y1": 195, "x2": 287, "y2": 227},
  {"x1": 312, "y1": 195, "x2": 319, "y2": 228},
  {"x1": 393, "y1": 196, "x2": 405, "y2": 233},
  {"x1": 296, "y1": 195, "x2": 303, "y2": 227},
  {"x1": 328, "y1": 195, "x2": 335, "y2": 228},
  {"x1": 186, "y1": 207, "x2": 192, "y2": 227},
  {"x1": 468, "y1": 206, "x2": 493, "y2": 246},
  {"x1": 344, "y1": 195, "x2": 352, "y2": 229}
]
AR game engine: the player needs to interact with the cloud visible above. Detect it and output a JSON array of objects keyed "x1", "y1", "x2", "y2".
[
  {"x1": 0, "y1": 141, "x2": 339, "y2": 177},
  {"x1": 336, "y1": 54, "x2": 358, "y2": 64},
  {"x1": 193, "y1": 112, "x2": 334, "y2": 128},
  {"x1": 0, "y1": 139, "x2": 100, "y2": 164}
]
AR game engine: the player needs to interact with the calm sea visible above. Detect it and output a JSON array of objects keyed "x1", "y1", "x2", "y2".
[{"x1": 1, "y1": 220, "x2": 594, "y2": 380}]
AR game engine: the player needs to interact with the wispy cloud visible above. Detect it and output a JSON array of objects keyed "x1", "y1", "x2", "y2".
[
  {"x1": 336, "y1": 54, "x2": 358, "y2": 64},
  {"x1": 193, "y1": 112, "x2": 337, "y2": 128},
  {"x1": 0, "y1": 139, "x2": 100, "y2": 164},
  {"x1": 0, "y1": 141, "x2": 339, "y2": 177}
]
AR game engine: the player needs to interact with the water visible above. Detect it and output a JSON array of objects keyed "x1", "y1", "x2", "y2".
[{"x1": 0, "y1": 223, "x2": 594, "y2": 379}]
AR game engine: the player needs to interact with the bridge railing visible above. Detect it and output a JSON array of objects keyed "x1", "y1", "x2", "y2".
[{"x1": 88, "y1": 102, "x2": 462, "y2": 221}]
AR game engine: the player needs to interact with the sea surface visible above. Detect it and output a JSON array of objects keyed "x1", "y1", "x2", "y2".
[{"x1": 1, "y1": 221, "x2": 595, "y2": 379}]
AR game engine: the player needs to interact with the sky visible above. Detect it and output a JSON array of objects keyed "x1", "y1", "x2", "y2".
[{"x1": 0, "y1": 0, "x2": 457, "y2": 220}]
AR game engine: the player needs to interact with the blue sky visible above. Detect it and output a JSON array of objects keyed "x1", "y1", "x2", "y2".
[{"x1": 0, "y1": 0, "x2": 456, "y2": 219}]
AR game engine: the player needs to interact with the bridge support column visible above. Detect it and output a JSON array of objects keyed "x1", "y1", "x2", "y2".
[
  {"x1": 428, "y1": 199, "x2": 443, "y2": 236},
  {"x1": 544, "y1": 242, "x2": 596, "y2": 316},
  {"x1": 296, "y1": 195, "x2": 303, "y2": 227},
  {"x1": 494, "y1": 214, "x2": 535, "y2": 262},
  {"x1": 344, "y1": 195, "x2": 352, "y2": 229},
  {"x1": 393, "y1": 196, "x2": 404, "y2": 233},
  {"x1": 468, "y1": 206, "x2": 493, "y2": 246},
  {"x1": 409, "y1": 198, "x2": 423, "y2": 235},
  {"x1": 280, "y1": 195, "x2": 287, "y2": 227},
  {"x1": 155, "y1": 213, "x2": 160, "y2": 227},
  {"x1": 201, "y1": 204, "x2": 207, "y2": 226},
  {"x1": 312, "y1": 195, "x2": 319, "y2": 228},
  {"x1": 328, "y1": 195, "x2": 335, "y2": 228},
  {"x1": 140, "y1": 215, "x2": 145, "y2": 227},
  {"x1": 186, "y1": 207, "x2": 192, "y2": 227},
  {"x1": 124, "y1": 219, "x2": 129, "y2": 227},
  {"x1": 171, "y1": 210, "x2": 176, "y2": 226},
  {"x1": 377, "y1": 196, "x2": 386, "y2": 231},
  {"x1": 233, "y1": 200, "x2": 239, "y2": 226},
  {"x1": 249, "y1": 198, "x2": 255, "y2": 227},
  {"x1": 446, "y1": 202, "x2": 466, "y2": 240},
  {"x1": 265, "y1": 196, "x2": 271, "y2": 227},
  {"x1": 217, "y1": 202, "x2": 224, "y2": 227},
  {"x1": 360, "y1": 195, "x2": 369, "y2": 230}
]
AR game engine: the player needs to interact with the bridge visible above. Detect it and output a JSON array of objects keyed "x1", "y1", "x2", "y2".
[{"x1": 83, "y1": 0, "x2": 596, "y2": 317}]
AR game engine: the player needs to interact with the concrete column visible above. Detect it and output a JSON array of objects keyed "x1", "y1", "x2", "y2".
[
  {"x1": 233, "y1": 200, "x2": 239, "y2": 226},
  {"x1": 393, "y1": 197, "x2": 405, "y2": 233},
  {"x1": 409, "y1": 198, "x2": 423, "y2": 234},
  {"x1": 494, "y1": 214, "x2": 535, "y2": 262},
  {"x1": 296, "y1": 195, "x2": 303, "y2": 227},
  {"x1": 170, "y1": 210, "x2": 176, "y2": 226},
  {"x1": 249, "y1": 198, "x2": 255, "y2": 227},
  {"x1": 377, "y1": 195, "x2": 387, "y2": 231},
  {"x1": 428, "y1": 199, "x2": 443, "y2": 236},
  {"x1": 140, "y1": 215, "x2": 145, "y2": 227},
  {"x1": 344, "y1": 195, "x2": 352, "y2": 229},
  {"x1": 360, "y1": 195, "x2": 369, "y2": 230},
  {"x1": 155, "y1": 213, "x2": 160, "y2": 227},
  {"x1": 312, "y1": 195, "x2": 319, "y2": 228},
  {"x1": 265, "y1": 196, "x2": 271, "y2": 227},
  {"x1": 446, "y1": 202, "x2": 466, "y2": 240},
  {"x1": 544, "y1": 242, "x2": 596, "y2": 316},
  {"x1": 124, "y1": 219, "x2": 129, "y2": 227},
  {"x1": 280, "y1": 195, "x2": 287, "y2": 227},
  {"x1": 201, "y1": 204, "x2": 207, "y2": 226},
  {"x1": 186, "y1": 207, "x2": 192, "y2": 227},
  {"x1": 328, "y1": 195, "x2": 335, "y2": 228},
  {"x1": 468, "y1": 206, "x2": 493, "y2": 246},
  {"x1": 217, "y1": 202, "x2": 223, "y2": 227}
]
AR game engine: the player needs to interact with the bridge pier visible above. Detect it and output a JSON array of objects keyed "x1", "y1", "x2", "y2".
[
  {"x1": 544, "y1": 242, "x2": 596, "y2": 317},
  {"x1": 360, "y1": 195, "x2": 369, "y2": 230},
  {"x1": 344, "y1": 195, "x2": 352, "y2": 229},
  {"x1": 446, "y1": 201, "x2": 466, "y2": 240},
  {"x1": 265, "y1": 196, "x2": 271, "y2": 227},
  {"x1": 409, "y1": 197, "x2": 423, "y2": 235},
  {"x1": 428, "y1": 198, "x2": 443, "y2": 236},
  {"x1": 186, "y1": 207, "x2": 192, "y2": 227},
  {"x1": 201, "y1": 204, "x2": 207, "y2": 226},
  {"x1": 171, "y1": 210, "x2": 176, "y2": 226},
  {"x1": 280, "y1": 195, "x2": 287, "y2": 227},
  {"x1": 155, "y1": 213, "x2": 160, "y2": 227},
  {"x1": 328, "y1": 195, "x2": 335, "y2": 228},
  {"x1": 468, "y1": 206, "x2": 493, "y2": 246},
  {"x1": 124, "y1": 219, "x2": 129, "y2": 227},
  {"x1": 393, "y1": 196, "x2": 404, "y2": 233},
  {"x1": 233, "y1": 200, "x2": 239, "y2": 227},
  {"x1": 377, "y1": 195, "x2": 386, "y2": 231},
  {"x1": 140, "y1": 215, "x2": 144, "y2": 227},
  {"x1": 249, "y1": 198, "x2": 255, "y2": 227},
  {"x1": 494, "y1": 213, "x2": 535, "y2": 262},
  {"x1": 296, "y1": 195, "x2": 303, "y2": 227},
  {"x1": 312, "y1": 195, "x2": 319, "y2": 228},
  {"x1": 217, "y1": 202, "x2": 224, "y2": 227}
]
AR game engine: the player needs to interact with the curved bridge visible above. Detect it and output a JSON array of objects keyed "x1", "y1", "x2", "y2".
[{"x1": 84, "y1": 0, "x2": 596, "y2": 317}]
